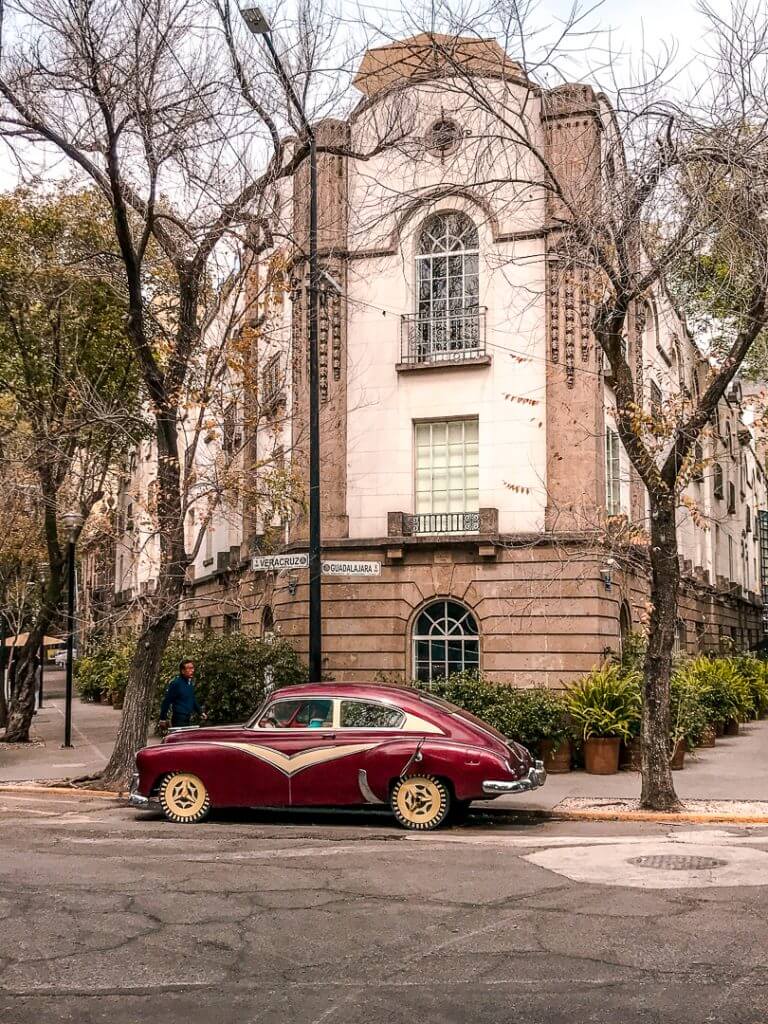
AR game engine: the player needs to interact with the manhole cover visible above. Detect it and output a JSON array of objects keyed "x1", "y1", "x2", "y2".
[{"x1": 627, "y1": 855, "x2": 727, "y2": 871}]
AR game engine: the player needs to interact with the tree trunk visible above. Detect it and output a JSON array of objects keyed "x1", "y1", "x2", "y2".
[
  {"x1": 3, "y1": 625, "x2": 46, "y2": 742},
  {"x1": 100, "y1": 594, "x2": 179, "y2": 788},
  {"x1": 101, "y1": 408, "x2": 188, "y2": 789},
  {"x1": 640, "y1": 498, "x2": 682, "y2": 811}
]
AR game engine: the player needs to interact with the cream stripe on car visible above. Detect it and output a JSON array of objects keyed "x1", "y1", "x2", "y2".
[{"x1": 212, "y1": 741, "x2": 380, "y2": 777}]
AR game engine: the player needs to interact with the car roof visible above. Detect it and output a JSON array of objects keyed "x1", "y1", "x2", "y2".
[{"x1": 270, "y1": 683, "x2": 426, "y2": 706}]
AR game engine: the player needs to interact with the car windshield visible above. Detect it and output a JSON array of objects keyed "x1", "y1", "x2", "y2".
[{"x1": 418, "y1": 691, "x2": 510, "y2": 744}]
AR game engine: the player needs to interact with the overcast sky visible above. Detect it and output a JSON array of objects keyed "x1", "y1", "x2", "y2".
[{"x1": 0, "y1": 0, "x2": 724, "y2": 191}]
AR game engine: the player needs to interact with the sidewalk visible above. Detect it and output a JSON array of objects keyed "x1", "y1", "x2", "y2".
[
  {"x1": 0, "y1": 697, "x2": 123, "y2": 782},
  {"x1": 500, "y1": 719, "x2": 768, "y2": 812}
]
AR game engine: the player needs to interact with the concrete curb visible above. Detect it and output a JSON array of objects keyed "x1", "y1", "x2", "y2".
[
  {"x1": 510, "y1": 807, "x2": 768, "y2": 825},
  {"x1": 0, "y1": 783, "x2": 124, "y2": 800}
]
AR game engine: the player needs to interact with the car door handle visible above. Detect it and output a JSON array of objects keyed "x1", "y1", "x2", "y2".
[{"x1": 318, "y1": 732, "x2": 336, "y2": 739}]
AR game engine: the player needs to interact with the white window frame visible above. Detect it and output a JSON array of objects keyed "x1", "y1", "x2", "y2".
[
  {"x1": 414, "y1": 418, "x2": 479, "y2": 515},
  {"x1": 605, "y1": 427, "x2": 621, "y2": 516}
]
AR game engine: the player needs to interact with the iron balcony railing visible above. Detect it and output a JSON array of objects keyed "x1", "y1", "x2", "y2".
[
  {"x1": 404, "y1": 512, "x2": 480, "y2": 535},
  {"x1": 400, "y1": 308, "x2": 486, "y2": 366}
]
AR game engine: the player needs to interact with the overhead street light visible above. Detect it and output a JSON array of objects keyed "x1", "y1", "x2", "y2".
[
  {"x1": 240, "y1": 4, "x2": 323, "y2": 683},
  {"x1": 60, "y1": 510, "x2": 83, "y2": 747}
]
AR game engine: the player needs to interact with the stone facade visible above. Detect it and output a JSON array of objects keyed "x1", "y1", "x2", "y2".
[{"x1": 115, "y1": 33, "x2": 768, "y2": 686}]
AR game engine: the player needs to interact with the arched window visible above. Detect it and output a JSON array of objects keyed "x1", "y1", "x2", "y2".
[
  {"x1": 415, "y1": 212, "x2": 480, "y2": 361},
  {"x1": 674, "y1": 619, "x2": 687, "y2": 656},
  {"x1": 725, "y1": 421, "x2": 733, "y2": 456},
  {"x1": 262, "y1": 605, "x2": 275, "y2": 639},
  {"x1": 619, "y1": 602, "x2": 632, "y2": 656},
  {"x1": 412, "y1": 599, "x2": 479, "y2": 683}
]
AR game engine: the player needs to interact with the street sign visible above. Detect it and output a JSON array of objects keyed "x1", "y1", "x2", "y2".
[
  {"x1": 251, "y1": 553, "x2": 309, "y2": 572},
  {"x1": 251, "y1": 554, "x2": 382, "y2": 576},
  {"x1": 321, "y1": 559, "x2": 381, "y2": 577}
]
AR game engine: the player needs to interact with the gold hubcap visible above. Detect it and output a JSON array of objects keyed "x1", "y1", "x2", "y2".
[
  {"x1": 163, "y1": 773, "x2": 207, "y2": 819},
  {"x1": 396, "y1": 778, "x2": 442, "y2": 824}
]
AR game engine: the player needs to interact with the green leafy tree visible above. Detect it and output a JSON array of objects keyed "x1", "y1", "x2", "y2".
[{"x1": 0, "y1": 186, "x2": 140, "y2": 742}]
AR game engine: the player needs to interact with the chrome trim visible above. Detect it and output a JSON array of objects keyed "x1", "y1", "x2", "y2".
[
  {"x1": 128, "y1": 792, "x2": 150, "y2": 809},
  {"x1": 482, "y1": 761, "x2": 547, "y2": 796},
  {"x1": 358, "y1": 769, "x2": 385, "y2": 805}
]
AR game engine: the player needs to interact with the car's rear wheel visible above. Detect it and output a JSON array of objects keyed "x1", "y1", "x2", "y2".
[
  {"x1": 158, "y1": 772, "x2": 210, "y2": 824},
  {"x1": 390, "y1": 774, "x2": 450, "y2": 831}
]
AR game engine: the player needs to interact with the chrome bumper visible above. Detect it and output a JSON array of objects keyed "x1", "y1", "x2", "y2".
[
  {"x1": 482, "y1": 760, "x2": 547, "y2": 796},
  {"x1": 128, "y1": 771, "x2": 150, "y2": 809}
]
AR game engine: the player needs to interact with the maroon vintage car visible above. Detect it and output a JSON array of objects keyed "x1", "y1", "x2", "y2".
[{"x1": 128, "y1": 683, "x2": 546, "y2": 830}]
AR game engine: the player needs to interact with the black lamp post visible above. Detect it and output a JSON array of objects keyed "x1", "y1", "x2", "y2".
[
  {"x1": 60, "y1": 511, "x2": 83, "y2": 747},
  {"x1": 240, "y1": 4, "x2": 322, "y2": 682}
]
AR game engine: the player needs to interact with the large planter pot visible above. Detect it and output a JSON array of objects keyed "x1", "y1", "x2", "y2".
[
  {"x1": 540, "y1": 739, "x2": 572, "y2": 774},
  {"x1": 724, "y1": 719, "x2": 740, "y2": 737},
  {"x1": 112, "y1": 697, "x2": 124, "y2": 710},
  {"x1": 698, "y1": 724, "x2": 717, "y2": 747},
  {"x1": 715, "y1": 721, "x2": 725, "y2": 738},
  {"x1": 584, "y1": 737, "x2": 621, "y2": 775},
  {"x1": 670, "y1": 739, "x2": 686, "y2": 770},
  {"x1": 619, "y1": 737, "x2": 642, "y2": 772}
]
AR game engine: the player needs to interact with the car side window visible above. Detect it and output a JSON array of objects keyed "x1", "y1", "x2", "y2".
[
  {"x1": 257, "y1": 699, "x2": 334, "y2": 729},
  {"x1": 257, "y1": 700, "x2": 304, "y2": 728},
  {"x1": 339, "y1": 701, "x2": 405, "y2": 729}
]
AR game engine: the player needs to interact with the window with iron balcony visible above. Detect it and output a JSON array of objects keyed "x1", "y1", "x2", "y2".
[
  {"x1": 408, "y1": 418, "x2": 479, "y2": 535},
  {"x1": 399, "y1": 212, "x2": 489, "y2": 370}
]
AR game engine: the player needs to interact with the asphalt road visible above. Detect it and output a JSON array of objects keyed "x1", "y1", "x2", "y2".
[{"x1": 2, "y1": 794, "x2": 768, "y2": 1024}]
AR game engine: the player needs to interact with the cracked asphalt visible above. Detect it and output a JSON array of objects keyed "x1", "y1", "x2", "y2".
[{"x1": 1, "y1": 793, "x2": 768, "y2": 1023}]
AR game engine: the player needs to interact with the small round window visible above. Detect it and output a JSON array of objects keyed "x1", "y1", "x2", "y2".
[{"x1": 425, "y1": 118, "x2": 462, "y2": 156}]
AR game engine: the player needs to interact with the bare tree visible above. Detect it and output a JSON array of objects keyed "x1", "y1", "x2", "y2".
[
  {"x1": 355, "y1": 0, "x2": 768, "y2": 809},
  {"x1": 0, "y1": 0, "x2": 406, "y2": 783}
]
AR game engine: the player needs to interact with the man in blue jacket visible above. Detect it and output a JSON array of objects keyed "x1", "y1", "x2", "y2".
[{"x1": 159, "y1": 658, "x2": 206, "y2": 730}]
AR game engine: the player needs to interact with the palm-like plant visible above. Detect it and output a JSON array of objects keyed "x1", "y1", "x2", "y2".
[{"x1": 565, "y1": 664, "x2": 642, "y2": 742}]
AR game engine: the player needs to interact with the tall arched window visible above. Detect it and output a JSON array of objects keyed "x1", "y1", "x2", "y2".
[
  {"x1": 619, "y1": 602, "x2": 632, "y2": 657},
  {"x1": 415, "y1": 212, "x2": 479, "y2": 361},
  {"x1": 412, "y1": 599, "x2": 479, "y2": 683}
]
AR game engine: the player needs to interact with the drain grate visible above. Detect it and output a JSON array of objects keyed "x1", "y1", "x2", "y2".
[{"x1": 628, "y1": 854, "x2": 727, "y2": 871}]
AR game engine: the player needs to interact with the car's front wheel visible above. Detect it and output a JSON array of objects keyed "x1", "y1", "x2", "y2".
[
  {"x1": 158, "y1": 772, "x2": 211, "y2": 824},
  {"x1": 390, "y1": 775, "x2": 450, "y2": 831}
]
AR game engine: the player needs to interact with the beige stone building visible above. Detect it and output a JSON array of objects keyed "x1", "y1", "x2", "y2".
[{"x1": 110, "y1": 34, "x2": 768, "y2": 686}]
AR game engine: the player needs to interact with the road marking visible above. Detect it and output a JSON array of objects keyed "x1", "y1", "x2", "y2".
[{"x1": 50, "y1": 763, "x2": 88, "y2": 768}]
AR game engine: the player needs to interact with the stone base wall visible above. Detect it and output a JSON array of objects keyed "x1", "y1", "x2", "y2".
[{"x1": 180, "y1": 537, "x2": 765, "y2": 686}]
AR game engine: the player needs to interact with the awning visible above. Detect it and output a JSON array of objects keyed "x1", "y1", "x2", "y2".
[{"x1": 4, "y1": 633, "x2": 63, "y2": 648}]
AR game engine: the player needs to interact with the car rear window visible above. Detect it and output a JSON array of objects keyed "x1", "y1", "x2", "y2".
[{"x1": 418, "y1": 692, "x2": 509, "y2": 743}]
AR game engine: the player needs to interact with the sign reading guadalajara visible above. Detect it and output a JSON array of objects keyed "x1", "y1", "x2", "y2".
[{"x1": 321, "y1": 559, "x2": 381, "y2": 577}]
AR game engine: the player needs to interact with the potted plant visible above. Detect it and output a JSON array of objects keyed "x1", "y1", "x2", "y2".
[
  {"x1": 669, "y1": 672, "x2": 708, "y2": 770},
  {"x1": 512, "y1": 688, "x2": 572, "y2": 773},
  {"x1": 682, "y1": 657, "x2": 742, "y2": 739},
  {"x1": 565, "y1": 665, "x2": 641, "y2": 774}
]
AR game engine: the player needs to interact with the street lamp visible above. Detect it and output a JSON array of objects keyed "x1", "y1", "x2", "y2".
[
  {"x1": 60, "y1": 510, "x2": 83, "y2": 747},
  {"x1": 240, "y1": 4, "x2": 322, "y2": 682}
]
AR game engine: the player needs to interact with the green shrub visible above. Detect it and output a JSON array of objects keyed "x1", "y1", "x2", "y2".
[
  {"x1": 564, "y1": 663, "x2": 642, "y2": 742},
  {"x1": 669, "y1": 671, "x2": 709, "y2": 749},
  {"x1": 159, "y1": 632, "x2": 306, "y2": 724},
  {"x1": 677, "y1": 657, "x2": 746, "y2": 725},
  {"x1": 419, "y1": 672, "x2": 569, "y2": 746},
  {"x1": 507, "y1": 687, "x2": 570, "y2": 748},
  {"x1": 80, "y1": 631, "x2": 306, "y2": 723},
  {"x1": 731, "y1": 656, "x2": 768, "y2": 718},
  {"x1": 75, "y1": 637, "x2": 135, "y2": 703}
]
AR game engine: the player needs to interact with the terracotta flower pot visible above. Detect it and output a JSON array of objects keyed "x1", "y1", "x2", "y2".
[
  {"x1": 584, "y1": 737, "x2": 621, "y2": 775},
  {"x1": 724, "y1": 719, "x2": 740, "y2": 737},
  {"x1": 698, "y1": 724, "x2": 716, "y2": 747},
  {"x1": 619, "y1": 736, "x2": 642, "y2": 772},
  {"x1": 670, "y1": 739, "x2": 686, "y2": 770},
  {"x1": 540, "y1": 739, "x2": 572, "y2": 774},
  {"x1": 112, "y1": 698, "x2": 124, "y2": 710}
]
